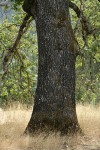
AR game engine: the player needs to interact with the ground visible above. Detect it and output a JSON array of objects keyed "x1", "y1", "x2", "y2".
[{"x1": 0, "y1": 104, "x2": 100, "y2": 150}]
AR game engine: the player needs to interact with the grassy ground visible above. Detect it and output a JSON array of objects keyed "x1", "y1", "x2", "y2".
[{"x1": 0, "y1": 104, "x2": 100, "y2": 150}]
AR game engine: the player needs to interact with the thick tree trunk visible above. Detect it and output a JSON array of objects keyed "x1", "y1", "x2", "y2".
[{"x1": 24, "y1": 0, "x2": 80, "y2": 134}]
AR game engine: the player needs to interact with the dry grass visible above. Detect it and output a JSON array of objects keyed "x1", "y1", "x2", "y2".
[{"x1": 0, "y1": 104, "x2": 100, "y2": 150}]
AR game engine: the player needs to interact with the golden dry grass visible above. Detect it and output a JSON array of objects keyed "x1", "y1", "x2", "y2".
[{"x1": 0, "y1": 104, "x2": 100, "y2": 150}]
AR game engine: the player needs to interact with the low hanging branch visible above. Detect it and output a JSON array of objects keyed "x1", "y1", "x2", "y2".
[
  {"x1": 2, "y1": 14, "x2": 33, "y2": 79},
  {"x1": 2, "y1": 0, "x2": 98, "y2": 78},
  {"x1": 69, "y1": 1, "x2": 94, "y2": 35},
  {"x1": 69, "y1": 1, "x2": 99, "y2": 54}
]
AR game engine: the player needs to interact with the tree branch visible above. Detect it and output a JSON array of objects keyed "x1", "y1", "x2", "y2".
[
  {"x1": 69, "y1": 1, "x2": 94, "y2": 35},
  {"x1": 69, "y1": 1, "x2": 81, "y2": 18},
  {"x1": 2, "y1": 14, "x2": 33, "y2": 79}
]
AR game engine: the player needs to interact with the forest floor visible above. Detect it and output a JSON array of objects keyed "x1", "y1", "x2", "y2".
[{"x1": 0, "y1": 104, "x2": 100, "y2": 150}]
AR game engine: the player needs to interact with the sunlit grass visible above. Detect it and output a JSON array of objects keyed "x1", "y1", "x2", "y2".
[{"x1": 0, "y1": 104, "x2": 100, "y2": 150}]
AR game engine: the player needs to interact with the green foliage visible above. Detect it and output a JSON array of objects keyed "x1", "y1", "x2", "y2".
[
  {"x1": 0, "y1": 0, "x2": 100, "y2": 106},
  {"x1": 71, "y1": 0, "x2": 100, "y2": 104},
  {"x1": 10, "y1": 0, "x2": 23, "y2": 9},
  {"x1": 0, "y1": 7, "x2": 38, "y2": 106}
]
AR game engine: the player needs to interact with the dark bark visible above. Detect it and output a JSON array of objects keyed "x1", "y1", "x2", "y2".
[{"x1": 23, "y1": 0, "x2": 80, "y2": 135}]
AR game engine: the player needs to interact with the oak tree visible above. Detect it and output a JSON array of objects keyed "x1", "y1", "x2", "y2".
[{"x1": 23, "y1": 0, "x2": 81, "y2": 135}]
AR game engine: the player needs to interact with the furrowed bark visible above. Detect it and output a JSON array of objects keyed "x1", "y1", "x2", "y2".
[{"x1": 24, "y1": 0, "x2": 80, "y2": 135}]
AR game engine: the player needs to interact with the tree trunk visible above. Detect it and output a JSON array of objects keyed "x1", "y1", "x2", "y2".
[{"x1": 24, "y1": 0, "x2": 80, "y2": 135}]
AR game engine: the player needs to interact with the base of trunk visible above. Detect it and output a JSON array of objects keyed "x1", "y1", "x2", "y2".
[{"x1": 24, "y1": 115, "x2": 81, "y2": 136}]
